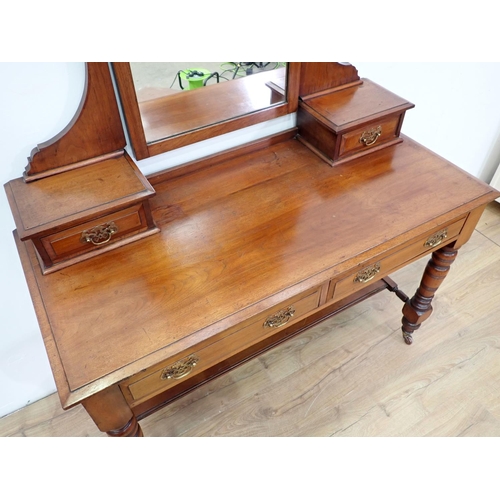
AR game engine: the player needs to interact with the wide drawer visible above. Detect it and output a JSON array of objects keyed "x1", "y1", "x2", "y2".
[
  {"x1": 39, "y1": 203, "x2": 149, "y2": 264},
  {"x1": 121, "y1": 286, "x2": 322, "y2": 404},
  {"x1": 330, "y1": 217, "x2": 466, "y2": 302},
  {"x1": 338, "y1": 114, "x2": 402, "y2": 159}
]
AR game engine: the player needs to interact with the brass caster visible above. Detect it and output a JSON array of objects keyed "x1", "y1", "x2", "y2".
[{"x1": 402, "y1": 330, "x2": 413, "y2": 345}]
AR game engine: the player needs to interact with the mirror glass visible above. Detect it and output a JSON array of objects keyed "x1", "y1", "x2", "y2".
[{"x1": 129, "y1": 62, "x2": 287, "y2": 144}]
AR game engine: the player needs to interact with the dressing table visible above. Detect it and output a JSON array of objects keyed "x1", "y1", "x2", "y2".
[{"x1": 5, "y1": 63, "x2": 498, "y2": 436}]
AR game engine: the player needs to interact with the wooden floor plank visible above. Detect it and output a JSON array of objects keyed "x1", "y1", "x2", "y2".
[{"x1": 475, "y1": 200, "x2": 500, "y2": 246}]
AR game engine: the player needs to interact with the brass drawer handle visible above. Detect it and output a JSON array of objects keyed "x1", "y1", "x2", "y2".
[
  {"x1": 360, "y1": 126, "x2": 382, "y2": 146},
  {"x1": 263, "y1": 306, "x2": 296, "y2": 328},
  {"x1": 81, "y1": 221, "x2": 118, "y2": 246},
  {"x1": 354, "y1": 262, "x2": 381, "y2": 283},
  {"x1": 160, "y1": 354, "x2": 199, "y2": 380},
  {"x1": 424, "y1": 228, "x2": 448, "y2": 248}
]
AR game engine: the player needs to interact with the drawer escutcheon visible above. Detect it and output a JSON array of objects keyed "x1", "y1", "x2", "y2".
[
  {"x1": 81, "y1": 221, "x2": 118, "y2": 246},
  {"x1": 160, "y1": 354, "x2": 199, "y2": 380},
  {"x1": 263, "y1": 306, "x2": 296, "y2": 328},
  {"x1": 424, "y1": 228, "x2": 448, "y2": 248},
  {"x1": 354, "y1": 262, "x2": 381, "y2": 283}
]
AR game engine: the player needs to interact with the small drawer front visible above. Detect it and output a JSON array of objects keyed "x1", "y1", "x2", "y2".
[
  {"x1": 41, "y1": 204, "x2": 148, "y2": 263},
  {"x1": 123, "y1": 287, "x2": 322, "y2": 403},
  {"x1": 331, "y1": 218, "x2": 466, "y2": 302},
  {"x1": 338, "y1": 115, "x2": 401, "y2": 159}
]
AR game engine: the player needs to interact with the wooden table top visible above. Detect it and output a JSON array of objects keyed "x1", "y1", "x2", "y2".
[{"x1": 17, "y1": 135, "x2": 497, "y2": 407}]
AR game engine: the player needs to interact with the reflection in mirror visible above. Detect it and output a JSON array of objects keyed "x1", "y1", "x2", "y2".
[{"x1": 129, "y1": 62, "x2": 287, "y2": 144}]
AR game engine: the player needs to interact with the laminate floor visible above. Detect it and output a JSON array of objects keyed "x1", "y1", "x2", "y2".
[{"x1": 2, "y1": 203, "x2": 500, "y2": 438}]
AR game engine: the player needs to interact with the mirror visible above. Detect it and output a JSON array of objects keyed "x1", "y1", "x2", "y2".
[
  {"x1": 131, "y1": 62, "x2": 286, "y2": 141},
  {"x1": 113, "y1": 62, "x2": 300, "y2": 160}
]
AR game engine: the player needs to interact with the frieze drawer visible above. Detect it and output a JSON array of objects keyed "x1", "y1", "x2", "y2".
[
  {"x1": 121, "y1": 286, "x2": 323, "y2": 405},
  {"x1": 329, "y1": 217, "x2": 466, "y2": 302}
]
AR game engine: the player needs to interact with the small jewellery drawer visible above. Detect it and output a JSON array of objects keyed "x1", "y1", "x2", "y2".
[
  {"x1": 330, "y1": 217, "x2": 466, "y2": 302},
  {"x1": 121, "y1": 286, "x2": 322, "y2": 404},
  {"x1": 338, "y1": 115, "x2": 401, "y2": 160},
  {"x1": 297, "y1": 79, "x2": 414, "y2": 167},
  {"x1": 6, "y1": 152, "x2": 159, "y2": 275},
  {"x1": 38, "y1": 203, "x2": 149, "y2": 265}
]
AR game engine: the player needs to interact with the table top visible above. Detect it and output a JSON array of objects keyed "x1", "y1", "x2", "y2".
[{"x1": 16, "y1": 135, "x2": 498, "y2": 407}]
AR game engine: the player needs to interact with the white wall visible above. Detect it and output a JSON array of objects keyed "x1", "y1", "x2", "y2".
[
  {"x1": 0, "y1": 63, "x2": 85, "y2": 418},
  {"x1": 1, "y1": 62, "x2": 500, "y2": 419},
  {"x1": 352, "y1": 63, "x2": 500, "y2": 182}
]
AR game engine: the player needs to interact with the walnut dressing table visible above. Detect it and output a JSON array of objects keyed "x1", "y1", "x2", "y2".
[{"x1": 5, "y1": 63, "x2": 498, "y2": 436}]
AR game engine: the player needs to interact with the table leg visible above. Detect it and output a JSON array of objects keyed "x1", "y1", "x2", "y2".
[
  {"x1": 401, "y1": 244, "x2": 458, "y2": 345},
  {"x1": 82, "y1": 385, "x2": 143, "y2": 437}
]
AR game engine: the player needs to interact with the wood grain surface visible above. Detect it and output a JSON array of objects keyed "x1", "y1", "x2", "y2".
[
  {"x1": 16, "y1": 136, "x2": 495, "y2": 406},
  {"x1": 2, "y1": 203, "x2": 499, "y2": 437}
]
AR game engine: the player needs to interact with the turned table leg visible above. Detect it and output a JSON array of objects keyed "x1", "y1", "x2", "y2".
[
  {"x1": 82, "y1": 385, "x2": 143, "y2": 437},
  {"x1": 402, "y1": 244, "x2": 458, "y2": 345}
]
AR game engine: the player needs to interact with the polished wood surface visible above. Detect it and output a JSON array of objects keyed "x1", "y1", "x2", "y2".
[
  {"x1": 7, "y1": 153, "x2": 153, "y2": 240},
  {"x1": 6, "y1": 62, "x2": 499, "y2": 437},
  {"x1": 301, "y1": 79, "x2": 413, "y2": 128},
  {"x1": 6, "y1": 151, "x2": 158, "y2": 273},
  {"x1": 297, "y1": 79, "x2": 414, "y2": 166},
  {"x1": 3, "y1": 204, "x2": 499, "y2": 437},
  {"x1": 25, "y1": 63, "x2": 126, "y2": 180},
  {"x1": 121, "y1": 286, "x2": 323, "y2": 405},
  {"x1": 328, "y1": 218, "x2": 466, "y2": 303},
  {"x1": 299, "y1": 62, "x2": 360, "y2": 97},
  {"x1": 402, "y1": 244, "x2": 459, "y2": 344},
  {"x1": 82, "y1": 385, "x2": 143, "y2": 437},
  {"x1": 14, "y1": 132, "x2": 498, "y2": 425},
  {"x1": 112, "y1": 63, "x2": 301, "y2": 160}
]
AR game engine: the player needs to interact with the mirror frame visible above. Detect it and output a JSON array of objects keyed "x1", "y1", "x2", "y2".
[{"x1": 112, "y1": 62, "x2": 301, "y2": 160}]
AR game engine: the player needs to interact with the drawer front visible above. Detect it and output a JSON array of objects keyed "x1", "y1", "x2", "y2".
[
  {"x1": 338, "y1": 114, "x2": 401, "y2": 159},
  {"x1": 331, "y1": 218, "x2": 466, "y2": 302},
  {"x1": 122, "y1": 287, "x2": 322, "y2": 404},
  {"x1": 41, "y1": 204, "x2": 148, "y2": 263}
]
